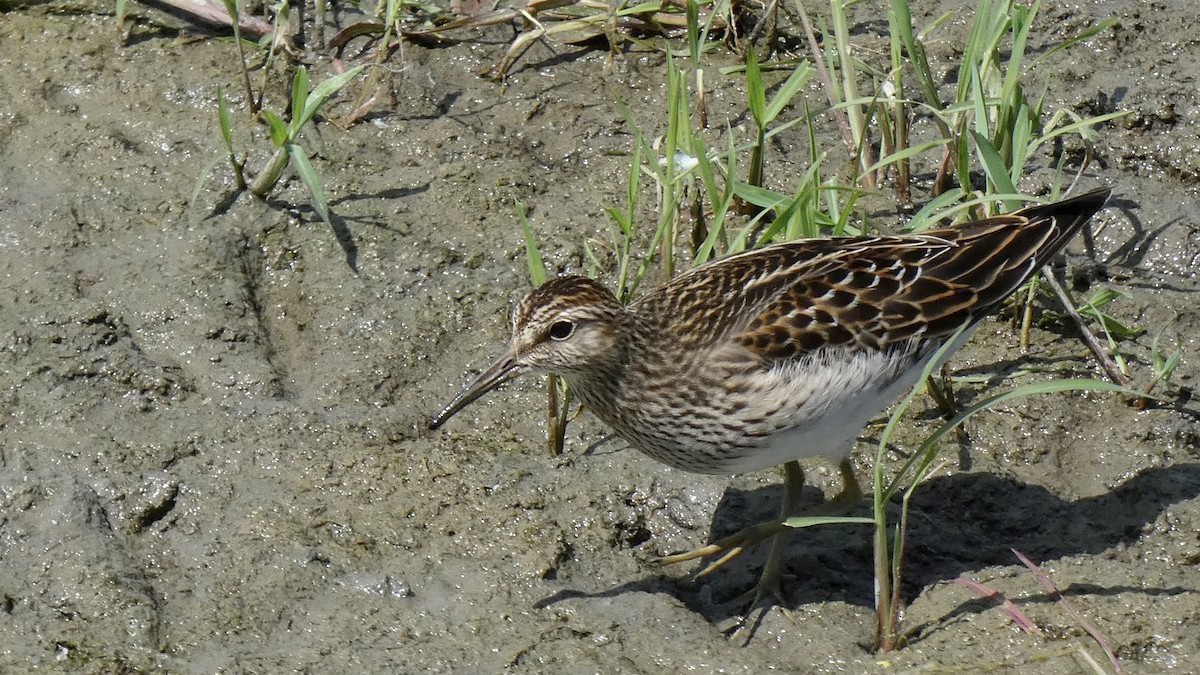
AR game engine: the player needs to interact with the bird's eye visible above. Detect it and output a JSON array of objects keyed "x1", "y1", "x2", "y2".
[{"x1": 548, "y1": 320, "x2": 576, "y2": 341}]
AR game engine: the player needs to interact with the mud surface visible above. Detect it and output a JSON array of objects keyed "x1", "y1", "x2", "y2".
[{"x1": 1, "y1": 0, "x2": 1198, "y2": 672}]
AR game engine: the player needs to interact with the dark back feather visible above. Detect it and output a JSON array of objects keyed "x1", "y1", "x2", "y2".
[{"x1": 633, "y1": 188, "x2": 1111, "y2": 363}]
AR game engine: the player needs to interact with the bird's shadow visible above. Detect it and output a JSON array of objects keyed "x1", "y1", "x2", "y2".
[{"x1": 535, "y1": 463, "x2": 1200, "y2": 630}]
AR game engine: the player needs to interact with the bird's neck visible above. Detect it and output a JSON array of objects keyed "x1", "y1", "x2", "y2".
[{"x1": 561, "y1": 312, "x2": 643, "y2": 418}]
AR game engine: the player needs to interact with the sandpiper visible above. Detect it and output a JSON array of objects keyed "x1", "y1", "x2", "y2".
[{"x1": 430, "y1": 188, "x2": 1112, "y2": 606}]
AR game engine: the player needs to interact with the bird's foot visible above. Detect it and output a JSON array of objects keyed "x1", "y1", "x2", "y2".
[{"x1": 654, "y1": 519, "x2": 791, "y2": 577}]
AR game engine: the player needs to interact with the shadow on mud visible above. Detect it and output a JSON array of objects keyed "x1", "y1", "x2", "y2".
[{"x1": 534, "y1": 463, "x2": 1200, "y2": 628}]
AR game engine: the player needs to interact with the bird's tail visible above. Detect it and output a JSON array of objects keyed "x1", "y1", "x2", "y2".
[{"x1": 1017, "y1": 187, "x2": 1113, "y2": 269}]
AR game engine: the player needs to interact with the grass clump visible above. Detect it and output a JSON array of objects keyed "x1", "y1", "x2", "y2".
[
  {"x1": 245, "y1": 64, "x2": 365, "y2": 223},
  {"x1": 203, "y1": 0, "x2": 365, "y2": 228},
  {"x1": 214, "y1": 63, "x2": 363, "y2": 226}
]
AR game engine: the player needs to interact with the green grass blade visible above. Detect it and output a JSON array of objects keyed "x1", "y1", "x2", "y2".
[
  {"x1": 1035, "y1": 15, "x2": 1118, "y2": 63},
  {"x1": 287, "y1": 142, "x2": 331, "y2": 225},
  {"x1": 1076, "y1": 287, "x2": 1127, "y2": 311},
  {"x1": 953, "y1": 117, "x2": 972, "y2": 192},
  {"x1": 889, "y1": 0, "x2": 942, "y2": 114},
  {"x1": 692, "y1": 138, "x2": 721, "y2": 222},
  {"x1": 907, "y1": 190, "x2": 1041, "y2": 232},
  {"x1": 624, "y1": 138, "x2": 642, "y2": 239},
  {"x1": 956, "y1": 0, "x2": 992, "y2": 104},
  {"x1": 875, "y1": 324, "x2": 969, "y2": 455},
  {"x1": 732, "y1": 182, "x2": 789, "y2": 210},
  {"x1": 1026, "y1": 110, "x2": 1129, "y2": 156},
  {"x1": 1150, "y1": 333, "x2": 1181, "y2": 388},
  {"x1": 289, "y1": 65, "x2": 311, "y2": 137},
  {"x1": 693, "y1": 134, "x2": 738, "y2": 265},
  {"x1": 189, "y1": 155, "x2": 223, "y2": 205},
  {"x1": 764, "y1": 61, "x2": 813, "y2": 122},
  {"x1": 1078, "y1": 289, "x2": 1145, "y2": 339},
  {"x1": 968, "y1": 129, "x2": 1018, "y2": 205},
  {"x1": 517, "y1": 202, "x2": 547, "y2": 287},
  {"x1": 969, "y1": 64, "x2": 990, "y2": 136},
  {"x1": 1078, "y1": 308, "x2": 1146, "y2": 340},
  {"x1": 261, "y1": 109, "x2": 288, "y2": 147},
  {"x1": 863, "y1": 138, "x2": 950, "y2": 176},
  {"x1": 1009, "y1": 102, "x2": 1032, "y2": 180},
  {"x1": 745, "y1": 47, "x2": 766, "y2": 129},
  {"x1": 785, "y1": 515, "x2": 875, "y2": 528},
  {"x1": 217, "y1": 86, "x2": 235, "y2": 153},
  {"x1": 296, "y1": 64, "x2": 367, "y2": 131},
  {"x1": 782, "y1": 159, "x2": 825, "y2": 240},
  {"x1": 904, "y1": 187, "x2": 967, "y2": 232},
  {"x1": 999, "y1": 2, "x2": 1034, "y2": 114},
  {"x1": 685, "y1": 0, "x2": 702, "y2": 62}
]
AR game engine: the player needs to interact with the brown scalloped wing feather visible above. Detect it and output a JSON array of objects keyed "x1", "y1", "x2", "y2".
[
  {"x1": 633, "y1": 189, "x2": 1110, "y2": 364},
  {"x1": 737, "y1": 198, "x2": 1110, "y2": 363}
]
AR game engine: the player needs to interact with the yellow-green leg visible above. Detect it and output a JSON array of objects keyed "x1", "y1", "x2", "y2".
[
  {"x1": 657, "y1": 457, "x2": 862, "y2": 608},
  {"x1": 747, "y1": 460, "x2": 806, "y2": 607}
]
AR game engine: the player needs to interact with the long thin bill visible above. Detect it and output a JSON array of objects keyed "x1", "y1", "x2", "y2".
[{"x1": 429, "y1": 352, "x2": 523, "y2": 430}]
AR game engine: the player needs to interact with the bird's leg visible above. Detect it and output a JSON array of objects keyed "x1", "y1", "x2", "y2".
[
  {"x1": 745, "y1": 460, "x2": 805, "y2": 607},
  {"x1": 656, "y1": 458, "x2": 862, "y2": 603},
  {"x1": 816, "y1": 456, "x2": 862, "y2": 518},
  {"x1": 655, "y1": 461, "x2": 801, "y2": 573}
]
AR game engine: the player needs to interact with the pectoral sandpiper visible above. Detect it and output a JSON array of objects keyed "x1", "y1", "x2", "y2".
[{"x1": 430, "y1": 188, "x2": 1112, "y2": 609}]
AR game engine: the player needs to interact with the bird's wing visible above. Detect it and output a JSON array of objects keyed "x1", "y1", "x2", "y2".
[
  {"x1": 637, "y1": 189, "x2": 1108, "y2": 366},
  {"x1": 641, "y1": 226, "x2": 1035, "y2": 366}
]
